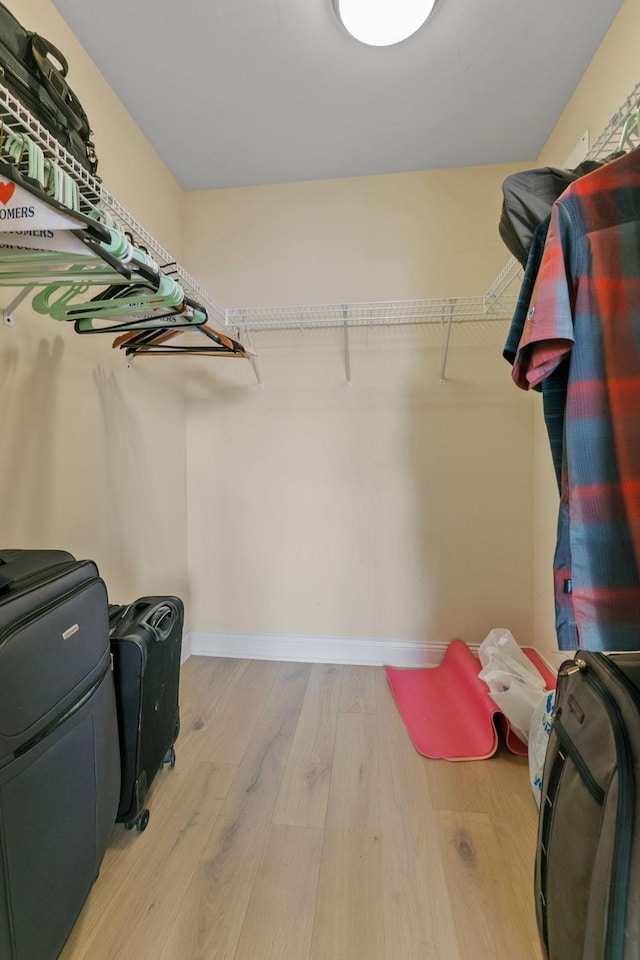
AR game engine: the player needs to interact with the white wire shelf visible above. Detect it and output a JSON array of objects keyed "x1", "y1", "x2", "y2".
[
  {"x1": 1, "y1": 77, "x2": 639, "y2": 382},
  {"x1": 226, "y1": 294, "x2": 518, "y2": 331},
  {"x1": 0, "y1": 79, "x2": 520, "y2": 342},
  {"x1": 589, "y1": 79, "x2": 640, "y2": 160},
  {"x1": 0, "y1": 82, "x2": 228, "y2": 328},
  {"x1": 225, "y1": 293, "x2": 519, "y2": 383}
]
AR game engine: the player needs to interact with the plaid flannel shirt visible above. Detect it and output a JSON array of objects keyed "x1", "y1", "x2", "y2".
[{"x1": 513, "y1": 148, "x2": 640, "y2": 651}]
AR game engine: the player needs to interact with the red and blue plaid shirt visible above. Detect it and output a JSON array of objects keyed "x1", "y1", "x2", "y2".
[{"x1": 513, "y1": 148, "x2": 640, "y2": 651}]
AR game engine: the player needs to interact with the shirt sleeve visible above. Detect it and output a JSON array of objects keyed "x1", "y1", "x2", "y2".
[{"x1": 511, "y1": 200, "x2": 576, "y2": 390}]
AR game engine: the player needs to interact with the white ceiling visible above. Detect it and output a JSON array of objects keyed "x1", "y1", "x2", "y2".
[{"x1": 52, "y1": 0, "x2": 622, "y2": 191}]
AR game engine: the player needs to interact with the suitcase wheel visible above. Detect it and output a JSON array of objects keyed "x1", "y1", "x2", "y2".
[
  {"x1": 124, "y1": 808, "x2": 150, "y2": 833},
  {"x1": 162, "y1": 746, "x2": 176, "y2": 770},
  {"x1": 136, "y1": 809, "x2": 150, "y2": 832},
  {"x1": 136, "y1": 807, "x2": 149, "y2": 833}
]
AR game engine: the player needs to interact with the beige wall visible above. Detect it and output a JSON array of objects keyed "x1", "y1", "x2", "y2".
[
  {"x1": 183, "y1": 163, "x2": 527, "y2": 307},
  {"x1": 0, "y1": 0, "x2": 189, "y2": 608},
  {"x1": 184, "y1": 163, "x2": 536, "y2": 654},
  {"x1": 184, "y1": 0, "x2": 640, "y2": 657},
  {"x1": 187, "y1": 325, "x2": 534, "y2": 650},
  {"x1": 531, "y1": 0, "x2": 640, "y2": 659}
]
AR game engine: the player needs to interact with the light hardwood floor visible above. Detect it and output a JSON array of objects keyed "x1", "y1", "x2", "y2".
[{"x1": 60, "y1": 657, "x2": 543, "y2": 960}]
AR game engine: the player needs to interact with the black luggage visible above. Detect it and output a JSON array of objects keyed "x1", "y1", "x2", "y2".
[
  {"x1": 109, "y1": 596, "x2": 183, "y2": 832},
  {"x1": 0, "y1": 2, "x2": 98, "y2": 174},
  {"x1": 535, "y1": 650, "x2": 640, "y2": 960},
  {"x1": 0, "y1": 548, "x2": 121, "y2": 960}
]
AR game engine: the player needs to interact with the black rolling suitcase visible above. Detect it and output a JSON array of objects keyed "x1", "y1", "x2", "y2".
[
  {"x1": 0, "y1": 548, "x2": 121, "y2": 960},
  {"x1": 109, "y1": 596, "x2": 183, "y2": 832}
]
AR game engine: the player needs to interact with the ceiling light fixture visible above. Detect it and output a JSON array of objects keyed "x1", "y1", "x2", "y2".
[{"x1": 332, "y1": 0, "x2": 437, "y2": 47}]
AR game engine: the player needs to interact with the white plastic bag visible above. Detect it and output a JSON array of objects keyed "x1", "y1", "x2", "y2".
[
  {"x1": 477, "y1": 628, "x2": 547, "y2": 745},
  {"x1": 528, "y1": 690, "x2": 555, "y2": 807}
]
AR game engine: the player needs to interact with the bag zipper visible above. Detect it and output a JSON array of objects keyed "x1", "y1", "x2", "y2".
[
  {"x1": 581, "y1": 659, "x2": 634, "y2": 960},
  {"x1": 552, "y1": 714, "x2": 605, "y2": 805},
  {"x1": 0, "y1": 573, "x2": 104, "y2": 651},
  {"x1": 12, "y1": 657, "x2": 111, "y2": 761},
  {"x1": 538, "y1": 745, "x2": 567, "y2": 957},
  {"x1": 599, "y1": 653, "x2": 640, "y2": 714},
  {"x1": 0, "y1": 559, "x2": 80, "y2": 605},
  {"x1": 0, "y1": 59, "x2": 66, "y2": 127}
]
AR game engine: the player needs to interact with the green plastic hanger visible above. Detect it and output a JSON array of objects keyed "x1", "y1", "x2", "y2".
[{"x1": 617, "y1": 106, "x2": 640, "y2": 151}]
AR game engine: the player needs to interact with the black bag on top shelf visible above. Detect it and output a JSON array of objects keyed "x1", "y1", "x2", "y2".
[{"x1": 0, "y1": 1, "x2": 98, "y2": 175}]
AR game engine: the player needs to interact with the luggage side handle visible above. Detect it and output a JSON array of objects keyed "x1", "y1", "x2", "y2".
[{"x1": 30, "y1": 33, "x2": 84, "y2": 133}]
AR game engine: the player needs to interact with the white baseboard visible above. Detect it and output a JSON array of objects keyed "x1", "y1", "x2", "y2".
[{"x1": 187, "y1": 630, "x2": 466, "y2": 667}]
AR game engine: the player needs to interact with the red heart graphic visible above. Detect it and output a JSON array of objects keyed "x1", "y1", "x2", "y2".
[{"x1": 0, "y1": 181, "x2": 15, "y2": 205}]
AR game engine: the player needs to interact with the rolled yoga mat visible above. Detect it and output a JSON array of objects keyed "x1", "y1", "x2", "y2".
[{"x1": 385, "y1": 639, "x2": 556, "y2": 761}]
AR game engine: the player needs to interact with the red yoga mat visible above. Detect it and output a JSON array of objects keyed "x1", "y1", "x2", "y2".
[{"x1": 385, "y1": 639, "x2": 557, "y2": 761}]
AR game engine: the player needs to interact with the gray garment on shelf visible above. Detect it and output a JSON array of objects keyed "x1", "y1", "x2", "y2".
[{"x1": 498, "y1": 158, "x2": 616, "y2": 266}]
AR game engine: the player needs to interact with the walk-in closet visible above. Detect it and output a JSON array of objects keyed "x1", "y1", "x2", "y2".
[{"x1": 0, "y1": 1, "x2": 637, "y2": 958}]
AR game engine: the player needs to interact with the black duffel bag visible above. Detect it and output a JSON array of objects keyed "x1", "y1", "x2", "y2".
[{"x1": 0, "y1": 1, "x2": 98, "y2": 175}]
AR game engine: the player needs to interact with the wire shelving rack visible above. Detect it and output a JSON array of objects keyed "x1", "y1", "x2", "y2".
[{"x1": 1, "y1": 78, "x2": 639, "y2": 383}]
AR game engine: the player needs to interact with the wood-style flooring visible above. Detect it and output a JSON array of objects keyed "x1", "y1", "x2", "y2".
[{"x1": 59, "y1": 657, "x2": 543, "y2": 960}]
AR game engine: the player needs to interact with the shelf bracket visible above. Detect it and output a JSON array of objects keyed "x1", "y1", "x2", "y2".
[
  {"x1": 342, "y1": 305, "x2": 351, "y2": 384},
  {"x1": 235, "y1": 314, "x2": 262, "y2": 387},
  {"x1": 2, "y1": 285, "x2": 35, "y2": 327},
  {"x1": 439, "y1": 301, "x2": 455, "y2": 385}
]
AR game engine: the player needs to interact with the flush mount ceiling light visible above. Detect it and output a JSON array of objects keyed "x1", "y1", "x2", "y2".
[{"x1": 333, "y1": 0, "x2": 437, "y2": 46}]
